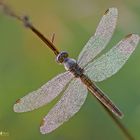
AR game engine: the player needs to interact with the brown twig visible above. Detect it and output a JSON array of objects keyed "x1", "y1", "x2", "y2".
[
  {"x1": 0, "y1": 2, "x2": 60, "y2": 56},
  {"x1": 97, "y1": 98, "x2": 135, "y2": 140}
]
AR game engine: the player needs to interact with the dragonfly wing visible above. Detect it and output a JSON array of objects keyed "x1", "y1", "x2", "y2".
[
  {"x1": 40, "y1": 78, "x2": 87, "y2": 134},
  {"x1": 13, "y1": 71, "x2": 74, "y2": 112},
  {"x1": 77, "y1": 8, "x2": 118, "y2": 68},
  {"x1": 84, "y1": 34, "x2": 140, "y2": 82}
]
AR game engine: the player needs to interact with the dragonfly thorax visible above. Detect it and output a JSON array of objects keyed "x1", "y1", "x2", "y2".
[
  {"x1": 63, "y1": 58, "x2": 84, "y2": 77},
  {"x1": 56, "y1": 51, "x2": 83, "y2": 77}
]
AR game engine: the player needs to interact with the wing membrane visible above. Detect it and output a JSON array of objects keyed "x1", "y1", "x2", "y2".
[
  {"x1": 13, "y1": 71, "x2": 74, "y2": 112},
  {"x1": 78, "y1": 8, "x2": 118, "y2": 68},
  {"x1": 84, "y1": 34, "x2": 139, "y2": 82},
  {"x1": 40, "y1": 78, "x2": 87, "y2": 134}
]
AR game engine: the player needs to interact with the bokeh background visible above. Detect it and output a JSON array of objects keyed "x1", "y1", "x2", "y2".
[{"x1": 0, "y1": 0, "x2": 140, "y2": 140}]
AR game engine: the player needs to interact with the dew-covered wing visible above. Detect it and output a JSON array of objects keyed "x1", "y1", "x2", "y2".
[
  {"x1": 84, "y1": 34, "x2": 139, "y2": 82},
  {"x1": 77, "y1": 8, "x2": 118, "y2": 68},
  {"x1": 13, "y1": 71, "x2": 74, "y2": 112},
  {"x1": 40, "y1": 78, "x2": 87, "y2": 134}
]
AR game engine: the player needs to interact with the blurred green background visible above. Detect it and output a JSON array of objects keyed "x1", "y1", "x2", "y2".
[{"x1": 0, "y1": 0, "x2": 140, "y2": 140}]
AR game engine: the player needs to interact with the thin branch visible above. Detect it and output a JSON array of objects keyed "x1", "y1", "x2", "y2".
[
  {"x1": 0, "y1": 2, "x2": 60, "y2": 56},
  {"x1": 97, "y1": 98, "x2": 135, "y2": 140},
  {"x1": 51, "y1": 32, "x2": 55, "y2": 44}
]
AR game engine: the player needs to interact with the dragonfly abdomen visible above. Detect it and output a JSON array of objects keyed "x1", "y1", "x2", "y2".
[{"x1": 80, "y1": 74, "x2": 123, "y2": 118}]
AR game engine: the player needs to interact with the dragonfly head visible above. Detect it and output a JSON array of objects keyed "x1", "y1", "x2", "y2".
[{"x1": 56, "y1": 51, "x2": 69, "y2": 64}]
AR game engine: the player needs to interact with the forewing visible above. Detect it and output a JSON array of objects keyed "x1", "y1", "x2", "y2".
[
  {"x1": 13, "y1": 71, "x2": 74, "y2": 112},
  {"x1": 40, "y1": 78, "x2": 87, "y2": 134},
  {"x1": 77, "y1": 8, "x2": 118, "y2": 68},
  {"x1": 84, "y1": 34, "x2": 139, "y2": 82}
]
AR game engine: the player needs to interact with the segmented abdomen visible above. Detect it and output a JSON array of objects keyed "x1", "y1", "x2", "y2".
[{"x1": 80, "y1": 74, "x2": 123, "y2": 118}]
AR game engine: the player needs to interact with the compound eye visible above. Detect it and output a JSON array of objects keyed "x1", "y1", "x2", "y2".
[{"x1": 56, "y1": 51, "x2": 69, "y2": 63}]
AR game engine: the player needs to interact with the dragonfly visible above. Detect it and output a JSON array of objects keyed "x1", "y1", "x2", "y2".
[{"x1": 0, "y1": 3, "x2": 139, "y2": 135}]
